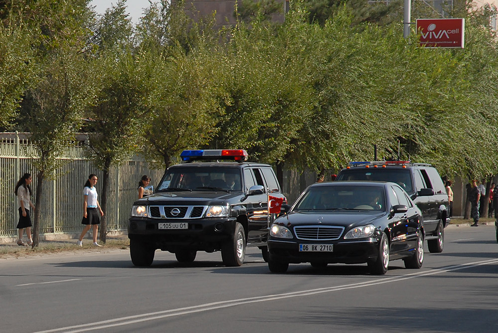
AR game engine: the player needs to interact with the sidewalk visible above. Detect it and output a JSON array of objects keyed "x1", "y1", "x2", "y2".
[
  {"x1": 0, "y1": 233, "x2": 129, "y2": 259},
  {"x1": 447, "y1": 216, "x2": 496, "y2": 228}
]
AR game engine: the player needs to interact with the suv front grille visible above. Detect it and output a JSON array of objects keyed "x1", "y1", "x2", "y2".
[
  {"x1": 148, "y1": 206, "x2": 207, "y2": 219},
  {"x1": 294, "y1": 226, "x2": 344, "y2": 240}
]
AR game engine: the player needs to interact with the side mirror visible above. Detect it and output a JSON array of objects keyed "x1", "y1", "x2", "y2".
[
  {"x1": 248, "y1": 185, "x2": 265, "y2": 196},
  {"x1": 418, "y1": 188, "x2": 434, "y2": 197},
  {"x1": 392, "y1": 204, "x2": 408, "y2": 214},
  {"x1": 280, "y1": 204, "x2": 291, "y2": 214}
]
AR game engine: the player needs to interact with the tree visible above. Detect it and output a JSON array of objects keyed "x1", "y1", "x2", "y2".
[
  {"x1": 0, "y1": 25, "x2": 36, "y2": 129},
  {"x1": 11, "y1": 0, "x2": 97, "y2": 247}
]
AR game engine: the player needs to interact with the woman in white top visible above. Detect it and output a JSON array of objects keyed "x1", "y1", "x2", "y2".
[
  {"x1": 14, "y1": 173, "x2": 36, "y2": 246},
  {"x1": 138, "y1": 175, "x2": 152, "y2": 199},
  {"x1": 77, "y1": 174, "x2": 104, "y2": 247}
]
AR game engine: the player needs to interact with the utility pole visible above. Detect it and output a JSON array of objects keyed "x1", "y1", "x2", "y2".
[{"x1": 404, "y1": 0, "x2": 411, "y2": 38}]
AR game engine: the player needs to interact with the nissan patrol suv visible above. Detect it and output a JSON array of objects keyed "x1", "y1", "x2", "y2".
[
  {"x1": 336, "y1": 161, "x2": 449, "y2": 253},
  {"x1": 128, "y1": 149, "x2": 286, "y2": 267}
]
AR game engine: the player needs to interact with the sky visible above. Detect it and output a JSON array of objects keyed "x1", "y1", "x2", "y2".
[{"x1": 90, "y1": 0, "x2": 158, "y2": 25}]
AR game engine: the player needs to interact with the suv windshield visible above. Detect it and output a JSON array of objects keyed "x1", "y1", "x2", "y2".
[
  {"x1": 157, "y1": 167, "x2": 242, "y2": 192},
  {"x1": 337, "y1": 169, "x2": 413, "y2": 193},
  {"x1": 295, "y1": 185, "x2": 386, "y2": 212}
]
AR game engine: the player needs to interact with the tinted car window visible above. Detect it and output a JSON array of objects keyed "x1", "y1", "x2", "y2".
[
  {"x1": 413, "y1": 170, "x2": 426, "y2": 191},
  {"x1": 427, "y1": 168, "x2": 446, "y2": 194},
  {"x1": 261, "y1": 167, "x2": 280, "y2": 193},
  {"x1": 392, "y1": 185, "x2": 410, "y2": 207},
  {"x1": 337, "y1": 169, "x2": 413, "y2": 193},
  {"x1": 294, "y1": 185, "x2": 386, "y2": 211},
  {"x1": 243, "y1": 168, "x2": 256, "y2": 192},
  {"x1": 252, "y1": 168, "x2": 266, "y2": 189},
  {"x1": 157, "y1": 167, "x2": 241, "y2": 191}
]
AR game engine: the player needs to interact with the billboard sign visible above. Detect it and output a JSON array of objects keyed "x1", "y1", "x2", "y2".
[{"x1": 416, "y1": 18, "x2": 465, "y2": 48}]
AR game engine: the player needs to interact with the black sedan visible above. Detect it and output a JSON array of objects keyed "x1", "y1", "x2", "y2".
[{"x1": 268, "y1": 181, "x2": 424, "y2": 275}]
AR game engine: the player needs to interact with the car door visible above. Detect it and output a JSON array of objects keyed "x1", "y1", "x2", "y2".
[
  {"x1": 392, "y1": 185, "x2": 420, "y2": 252},
  {"x1": 242, "y1": 167, "x2": 269, "y2": 245},
  {"x1": 388, "y1": 185, "x2": 411, "y2": 255}
]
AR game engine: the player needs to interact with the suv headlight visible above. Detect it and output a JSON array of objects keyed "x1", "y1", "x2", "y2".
[
  {"x1": 131, "y1": 205, "x2": 148, "y2": 217},
  {"x1": 205, "y1": 204, "x2": 229, "y2": 217},
  {"x1": 270, "y1": 224, "x2": 293, "y2": 239},
  {"x1": 344, "y1": 224, "x2": 376, "y2": 239}
]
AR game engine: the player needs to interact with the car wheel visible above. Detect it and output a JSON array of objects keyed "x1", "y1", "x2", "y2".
[
  {"x1": 268, "y1": 259, "x2": 289, "y2": 273},
  {"x1": 428, "y1": 222, "x2": 444, "y2": 253},
  {"x1": 260, "y1": 246, "x2": 269, "y2": 262},
  {"x1": 368, "y1": 232, "x2": 389, "y2": 275},
  {"x1": 310, "y1": 262, "x2": 328, "y2": 268},
  {"x1": 404, "y1": 232, "x2": 424, "y2": 269},
  {"x1": 222, "y1": 222, "x2": 246, "y2": 266},
  {"x1": 130, "y1": 239, "x2": 155, "y2": 267},
  {"x1": 175, "y1": 250, "x2": 197, "y2": 263}
]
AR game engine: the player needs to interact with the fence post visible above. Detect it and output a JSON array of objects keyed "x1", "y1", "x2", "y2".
[
  {"x1": 15, "y1": 131, "x2": 19, "y2": 179},
  {"x1": 115, "y1": 165, "x2": 120, "y2": 230},
  {"x1": 53, "y1": 169, "x2": 56, "y2": 233}
]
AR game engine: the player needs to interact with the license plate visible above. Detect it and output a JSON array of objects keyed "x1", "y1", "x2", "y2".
[
  {"x1": 158, "y1": 223, "x2": 188, "y2": 230},
  {"x1": 299, "y1": 244, "x2": 333, "y2": 252}
]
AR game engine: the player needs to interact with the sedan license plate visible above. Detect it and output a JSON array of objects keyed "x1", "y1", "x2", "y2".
[
  {"x1": 299, "y1": 244, "x2": 333, "y2": 252},
  {"x1": 158, "y1": 223, "x2": 188, "y2": 230}
]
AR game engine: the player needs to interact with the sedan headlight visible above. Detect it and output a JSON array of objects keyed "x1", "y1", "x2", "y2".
[
  {"x1": 131, "y1": 205, "x2": 148, "y2": 217},
  {"x1": 205, "y1": 205, "x2": 229, "y2": 217},
  {"x1": 344, "y1": 224, "x2": 376, "y2": 239},
  {"x1": 270, "y1": 224, "x2": 293, "y2": 239}
]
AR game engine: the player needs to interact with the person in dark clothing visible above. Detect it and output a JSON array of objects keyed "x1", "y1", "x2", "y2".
[{"x1": 469, "y1": 179, "x2": 480, "y2": 226}]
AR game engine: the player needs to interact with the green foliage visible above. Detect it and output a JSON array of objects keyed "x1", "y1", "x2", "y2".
[
  {"x1": 235, "y1": 0, "x2": 283, "y2": 23},
  {"x1": 0, "y1": 25, "x2": 36, "y2": 129}
]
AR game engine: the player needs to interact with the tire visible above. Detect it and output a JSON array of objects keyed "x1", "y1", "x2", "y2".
[
  {"x1": 268, "y1": 259, "x2": 289, "y2": 273},
  {"x1": 175, "y1": 250, "x2": 197, "y2": 263},
  {"x1": 221, "y1": 222, "x2": 246, "y2": 266},
  {"x1": 428, "y1": 222, "x2": 444, "y2": 253},
  {"x1": 368, "y1": 232, "x2": 389, "y2": 275},
  {"x1": 310, "y1": 262, "x2": 328, "y2": 268},
  {"x1": 130, "y1": 239, "x2": 155, "y2": 267},
  {"x1": 404, "y1": 232, "x2": 424, "y2": 269},
  {"x1": 261, "y1": 246, "x2": 269, "y2": 263}
]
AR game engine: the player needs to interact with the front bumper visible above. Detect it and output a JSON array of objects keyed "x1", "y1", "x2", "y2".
[
  {"x1": 268, "y1": 237, "x2": 381, "y2": 264},
  {"x1": 128, "y1": 217, "x2": 237, "y2": 252}
]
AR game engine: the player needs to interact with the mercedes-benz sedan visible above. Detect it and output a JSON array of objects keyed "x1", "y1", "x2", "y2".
[{"x1": 268, "y1": 181, "x2": 424, "y2": 275}]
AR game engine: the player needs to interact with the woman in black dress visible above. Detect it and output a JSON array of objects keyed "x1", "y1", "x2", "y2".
[{"x1": 14, "y1": 173, "x2": 36, "y2": 246}]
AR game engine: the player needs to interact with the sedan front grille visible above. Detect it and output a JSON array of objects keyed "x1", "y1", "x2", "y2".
[{"x1": 294, "y1": 225, "x2": 344, "y2": 241}]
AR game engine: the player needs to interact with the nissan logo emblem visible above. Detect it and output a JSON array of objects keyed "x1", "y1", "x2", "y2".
[{"x1": 170, "y1": 208, "x2": 181, "y2": 216}]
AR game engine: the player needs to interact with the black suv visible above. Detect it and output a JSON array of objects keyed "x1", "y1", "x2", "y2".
[
  {"x1": 336, "y1": 161, "x2": 449, "y2": 253},
  {"x1": 128, "y1": 149, "x2": 285, "y2": 267}
]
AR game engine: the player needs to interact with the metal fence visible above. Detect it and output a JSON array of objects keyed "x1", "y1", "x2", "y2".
[
  {"x1": 0, "y1": 132, "x2": 163, "y2": 237},
  {"x1": 0, "y1": 132, "x2": 326, "y2": 238}
]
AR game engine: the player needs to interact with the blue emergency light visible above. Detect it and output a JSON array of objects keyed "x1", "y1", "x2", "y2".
[{"x1": 180, "y1": 149, "x2": 249, "y2": 162}]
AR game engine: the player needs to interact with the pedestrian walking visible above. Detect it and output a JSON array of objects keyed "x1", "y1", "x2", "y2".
[
  {"x1": 77, "y1": 174, "x2": 104, "y2": 247},
  {"x1": 478, "y1": 179, "x2": 486, "y2": 217},
  {"x1": 14, "y1": 173, "x2": 36, "y2": 246},
  {"x1": 470, "y1": 179, "x2": 480, "y2": 226},
  {"x1": 489, "y1": 183, "x2": 495, "y2": 218},
  {"x1": 445, "y1": 180, "x2": 453, "y2": 218},
  {"x1": 138, "y1": 175, "x2": 152, "y2": 199}
]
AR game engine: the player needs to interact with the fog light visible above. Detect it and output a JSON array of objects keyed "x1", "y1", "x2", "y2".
[{"x1": 214, "y1": 223, "x2": 224, "y2": 232}]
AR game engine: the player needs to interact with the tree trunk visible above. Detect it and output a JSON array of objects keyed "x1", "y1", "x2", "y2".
[
  {"x1": 276, "y1": 160, "x2": 284, "y2": 188},
  {"x1": 32, "y1": 170, "x2": 45, "y2": 248},
  {"x1": 99, "y1": 163, "x2": 111, "y2": 244}
]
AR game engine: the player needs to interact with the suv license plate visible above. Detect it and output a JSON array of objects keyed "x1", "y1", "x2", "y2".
[
  {"x1": 158, "y1": 223, "x2": 188, "y2": 230},
  {"x1": 299, "y1": 244, "x2": 333, "y2": 252}
]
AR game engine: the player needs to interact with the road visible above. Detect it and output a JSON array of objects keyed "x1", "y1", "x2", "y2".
[{"x1": 1, "y1": 225, "x2": 498, "y2": 333}]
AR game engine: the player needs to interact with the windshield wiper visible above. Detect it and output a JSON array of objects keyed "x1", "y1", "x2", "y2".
[
  {"x1": 196, "y1": 186, "x2": 229, "y2": 193},
  {"x1": 165, "y1": 187, "x2": 191, "y2": 192}
]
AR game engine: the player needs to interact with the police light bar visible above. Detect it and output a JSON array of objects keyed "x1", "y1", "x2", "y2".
[
  {"x1": 181, "y1": 149, "x2": 248, "y2": 162},
  {"x1": 347, "y1": 161, "x2": 411, "y2": 169}
]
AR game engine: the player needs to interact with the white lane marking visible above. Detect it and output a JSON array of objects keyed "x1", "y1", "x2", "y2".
[
  {"x1": 17, "y1": 279, "x2": 80, "y2": 287},
  {"x1": 40, "y1": 258, "x2": 498, "y2": 333},
  {"x1": 454, "y1": 238, "x2": 474, "y2": 242}
]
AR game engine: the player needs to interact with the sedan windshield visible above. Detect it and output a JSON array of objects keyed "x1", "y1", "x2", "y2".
[
  {"x1": 294, "y1": 185, "x2": 386, "y2": 211},
  {"x1": 157, "y1": 167, "x2": 242, "y2": 192}
]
